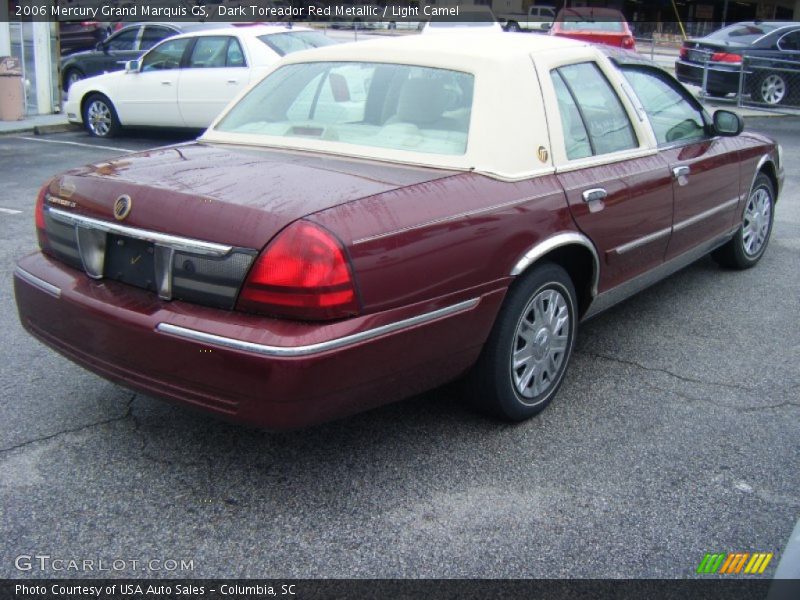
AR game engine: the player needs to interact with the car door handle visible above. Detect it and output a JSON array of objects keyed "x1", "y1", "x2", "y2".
[
  {"x1": 672, "y1": 166, "x2": 691, "y2": 179},
  {"x1": 582, "y1": 188, "x2": 608, "y2": 203},
  {"x1": 161, "y1": 81, "x2": 172, "y2": 85},
  {"x1": 227, "y1": 79, "x2": 238, "y2": 84}
]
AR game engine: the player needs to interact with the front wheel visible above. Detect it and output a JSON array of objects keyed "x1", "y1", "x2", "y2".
[
  {"x1": 82, "y1": 94, "x2": 121, "y2": 138},
  {"x1": 712, "y1": 173, "x2": 775, "y2": 269},
  {"x1": 470, "y1": 263, "x2": 577, "y2": 421},
  {"x1": 63, "y1": 68, "x2": 84, "y2": 92}
]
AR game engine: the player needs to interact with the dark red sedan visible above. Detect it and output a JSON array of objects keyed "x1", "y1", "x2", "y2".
[
  {"x1": 14, "y1": 35, "x2": 782, "y2": 429},
  {"x1": 550, "y1": 7, "x2": 636, "y2": 50}
]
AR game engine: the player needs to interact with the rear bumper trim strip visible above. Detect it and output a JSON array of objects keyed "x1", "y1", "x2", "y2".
[
  {"x1": 14, "y1": 266, "x2": 62, "y2": 298},
  {"x1": 157, "y1": 298, "x2": 480, "y2": 357}
]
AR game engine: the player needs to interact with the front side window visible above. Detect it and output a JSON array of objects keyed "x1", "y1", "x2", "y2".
[
  {"x1": 141, "y1": 38, "x2": 191, "y2": 71},
  {"x1": 106, "y1": 29, "x2": 138, "y2": 52},
  {"x1": 550, "y1": 62, "x2": 637, "y2": 159},
  {"x1": 140, "y1": 26, "x2": 175, "y2": 51},
  {"x1": 621, "y1": 67, "x2": 706, "y2": 145},
  {"x1": 216, "y1": 62, "x2": 474, "y2": 156}
]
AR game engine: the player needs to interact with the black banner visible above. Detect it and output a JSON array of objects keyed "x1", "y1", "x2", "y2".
[{"x1": 3, "y1": 579, "x2": 800, "y2": 600}]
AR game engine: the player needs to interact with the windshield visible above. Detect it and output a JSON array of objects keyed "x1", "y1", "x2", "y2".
[
  {"x1": 215, "y1": 62, "x2": 474, "y2": 156},
  {"x1": 705, "y1": 23, "x2": 781, "y2": 45},
  {"x1": 257, "y1": 31, "x2": 337, "y2": 56}
]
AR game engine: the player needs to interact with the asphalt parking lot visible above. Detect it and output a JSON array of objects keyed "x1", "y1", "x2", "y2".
[{"x1": 1, "y1": 119, "x2": 798, "y2": 579}]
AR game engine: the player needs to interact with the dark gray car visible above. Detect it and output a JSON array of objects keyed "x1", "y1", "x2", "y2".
[{"x1": 60, "y1": 22, "x2": 225, "y2": 91}]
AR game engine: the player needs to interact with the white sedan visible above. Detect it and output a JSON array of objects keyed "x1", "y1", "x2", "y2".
[{"x1": 64, "y1": 25, "x2": 337, "y2": 137}]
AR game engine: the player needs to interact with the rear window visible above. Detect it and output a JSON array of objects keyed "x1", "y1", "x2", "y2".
[
  {"x1": 705, "y1": 23, "x2": 781, "y2": 45},
  {"x1": 258, "y1": 31, "x2": 336, "y2": 56},
  {"x1": 215, "y1": 62, "x2": 474, "y2": 156},
  {"x1": 560, "y1": 20, "x2": 624, "y2": 33}
]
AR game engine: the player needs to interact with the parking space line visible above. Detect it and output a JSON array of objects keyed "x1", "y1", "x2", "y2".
[
  {"x1": 16, "y1": 136, "x2": 134, "y2": 154},
  {"x1": 0, "y1": 208, "x2": 23, "y2": 215}
]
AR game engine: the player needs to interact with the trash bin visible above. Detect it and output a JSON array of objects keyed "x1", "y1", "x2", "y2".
[{"x1": 0, "y1": 57, "x2": 24, "y2": 121}]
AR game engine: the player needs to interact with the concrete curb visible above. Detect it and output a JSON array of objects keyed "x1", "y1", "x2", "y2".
[{"x1": 33, "y1": 123, "x2": 81, "y2": 135}]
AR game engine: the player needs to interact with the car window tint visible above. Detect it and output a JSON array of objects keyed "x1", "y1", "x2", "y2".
[
  {"x1": 141, "y1": 38, "x2": 191, "y2": 71},
  {"x1": 106, "y1": 29, "x2": 138, "y2": 52},
  {"x1": 140, "y1": 26, "x2": 174, "y2": 51},
  {"x1": 226, "y1": 38, "x2": 246, "y2": 67},
  {"x1": 217, "y1": 62, "x2": 474, "y2": 156},
  {"x1": 188, "y1": 37, "x2": 230, "y2": 69},
  {"x1": 257, "y1": 32, "x2": 337, "y2": 57},
  {"x1": 621, "y1": 67, "x2": 706, "y2": 145},
  {"x1": 552, "y1": 62, "x2": 637, "y2": 157},
  {"x1": 778, "y1": 30, "x2": 800, "y2": 51},
  {"x1": 551, "y1": 71, "x2": 592, "y2": 160}
]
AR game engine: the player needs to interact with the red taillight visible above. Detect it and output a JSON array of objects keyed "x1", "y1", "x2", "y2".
[
  {"x1": 237, "y1": 220, "x2": 360, "y2": 321},
  {"x1": 711, "y1": 52, "x2": 742, "y2": 63},
  {"x1": 35, "y1": 184, "x2": 51, "y2": 254},
  {"x1": 622, "y1": 36, "x2": 635, "y2": 50},
  {"x1": 680, "y1": 46, "x2": 688, "y2": 59}
]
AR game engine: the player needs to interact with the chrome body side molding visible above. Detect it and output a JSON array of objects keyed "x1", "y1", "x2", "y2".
[
  {"x1": 613, "y1": 227, "x2": 672, "y2": 255},
  {"x1": 511, "y1": 232, "x2": 600, "y2": 296},
  {"x1": 157, "y1": 298, "x2": 481, "y2": 358},
  {"x1": 583, "y1": 227, "x2": 738, "y2": 321},
  {"x1": 673, "y1": 197, "x2": 740, "y2": 232}
]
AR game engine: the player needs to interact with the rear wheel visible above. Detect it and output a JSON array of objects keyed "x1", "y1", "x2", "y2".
[
  {"x1": 712, "y1": 173, "x2": 775, "y2": 269},
  {"x1": 470, "y1": 263, "x2": 577, "y2": 421},
  {"x1": 505, "y1": 21, "x2": 521, "y2": 32},
  {"x1": 752, "y1": 72, "x2": 791, "y2": 105},
  {"x1": 82, "y1": 94, "x2": 121, "y2": 138}
]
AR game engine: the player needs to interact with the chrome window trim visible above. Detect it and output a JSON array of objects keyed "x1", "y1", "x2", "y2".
[
  {"x1": 156, "y1": 298, "x2": 480, "y2": 357},
  {"x1": 14, "y1": 267, "x2": 62, "y2": 298},
  {"x1": 510, "y1": 232, "x2": 600, "y2": 296},
  {"x1": 673, "y1": 196, "x2": 740, "y2": 232},
  {"x1": 613, "y1": 226, "x2": 672, "y2": 255},
  {"x1": 46, "y1": 205, "x2": 233, "y2": 257}
]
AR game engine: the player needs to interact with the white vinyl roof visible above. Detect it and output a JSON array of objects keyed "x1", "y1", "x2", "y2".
[{"x1": 202, "y1": 33, "x2": 630, "y2": 180}]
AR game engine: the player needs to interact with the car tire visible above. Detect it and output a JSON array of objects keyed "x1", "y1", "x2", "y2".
[
  {"x1": 505, "y1": 21, "x2": 521, "y2": 32},
  {"x1": 63, "y1": 68, "x2": 84, "y2": 92},
  {"x1": 82, "y1": 94, "x2": 121, "y2": 138},
  {"x1": 751, "y1": 72, "x2": 791, "y2": 106},
  {"x1": 470, "y1": 262, "x2": 577, "y2": 421},
  {"x1": 712, "y1": 173, "x2": 775, "y2": 269}
]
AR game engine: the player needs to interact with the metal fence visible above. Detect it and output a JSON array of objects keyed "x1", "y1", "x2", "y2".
[
  {"x1": 688, "y1": 49, "x2": 800, "y2": 113},
  {"x1": 739, "y1": 55, "x2": 800, "y2": 111}
]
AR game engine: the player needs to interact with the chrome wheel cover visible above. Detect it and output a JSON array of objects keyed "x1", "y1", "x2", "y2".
[
  {"x1": 742, "y1": 187, "x2": 772, "y2": 257},
  {"x1": 511, "y1": 288, "x2": 570, "y2": 401},
  {"x1": 86, "y1": 100, "x2": 111, "y2": 136},
  {"x1": 760, "y1": 74, "x2": 786, "y2": 105}
]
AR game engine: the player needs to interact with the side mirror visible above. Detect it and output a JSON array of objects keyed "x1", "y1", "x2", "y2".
[
  {"x1": 124, "y1": 59, "x2": 140, "y2": 73},
  {"x1": 96, "y1": 41, "x2": 107, "y2": 53},
  {"x1": 713, "y1": 109, "x2": 743, "y2": 136}
]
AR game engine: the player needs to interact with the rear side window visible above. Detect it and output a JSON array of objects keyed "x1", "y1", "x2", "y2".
[{"x1": 550, "y1": 62, "x2": 637, "y2": 159}]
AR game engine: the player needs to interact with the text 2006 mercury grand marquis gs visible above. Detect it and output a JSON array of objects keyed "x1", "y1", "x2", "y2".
[{"x1": 14, "y1": 34, "x2": 782, "y2": 429}]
